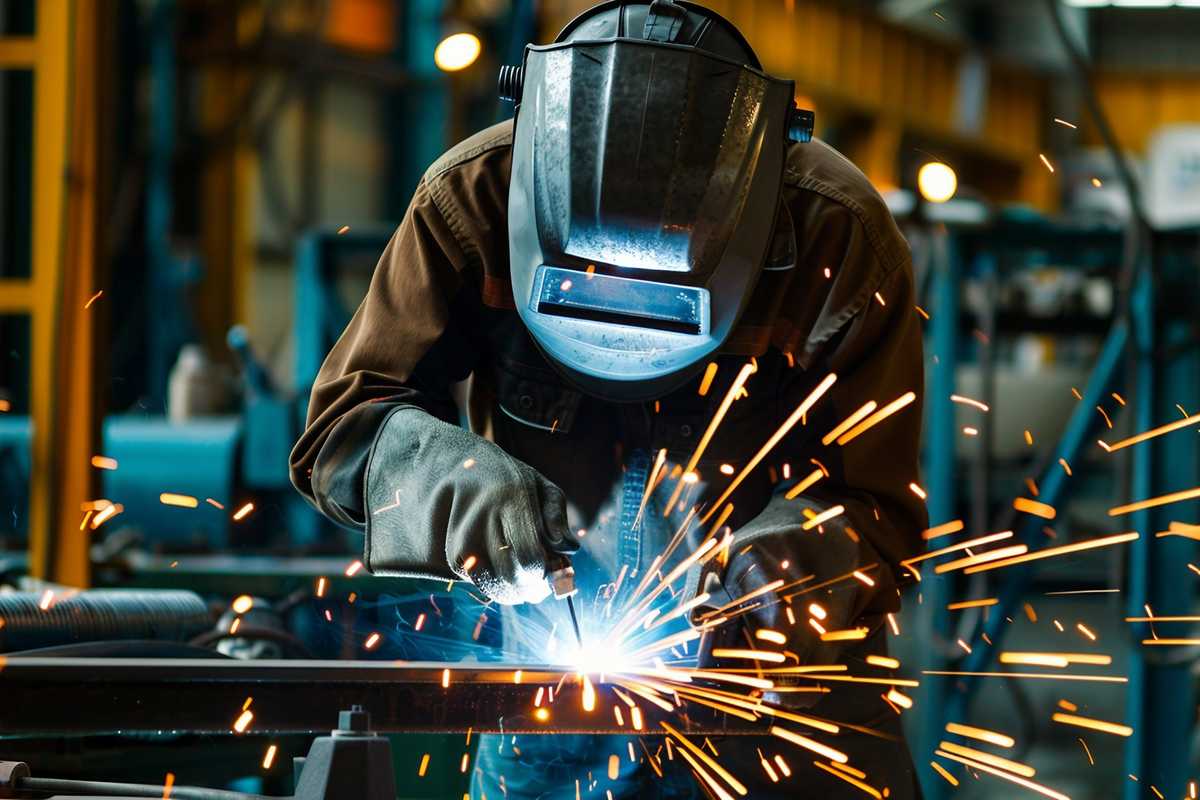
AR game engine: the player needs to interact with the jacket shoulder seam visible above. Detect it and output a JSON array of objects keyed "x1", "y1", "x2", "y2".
[{"x1": 784, "y1": 170, "x2": 904, "y2": 278}]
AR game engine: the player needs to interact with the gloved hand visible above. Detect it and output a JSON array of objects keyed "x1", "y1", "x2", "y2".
[
  {"x1": 691, "y1": 494, "x2": 875, "y2": 704},
  {"x1": 364, "y1": 406, "x2": 579, "y2": 605}
]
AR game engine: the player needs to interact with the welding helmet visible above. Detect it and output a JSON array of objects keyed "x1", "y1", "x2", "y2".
[{"x1": 501, "y1": 0, "x2": 814, "y2": 402}]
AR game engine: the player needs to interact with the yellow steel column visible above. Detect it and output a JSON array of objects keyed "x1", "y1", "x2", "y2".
[
  {"x1": 27, "y1": 0, "x2": 73, "y2": 580},
  {"x1": 52, "y1": 0, "x2": 104, "y2": 586}
]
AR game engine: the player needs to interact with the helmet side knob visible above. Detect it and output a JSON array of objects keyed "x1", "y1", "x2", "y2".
[{"x1": 498, "y1": 64, "x2": 524, "y2": 103}]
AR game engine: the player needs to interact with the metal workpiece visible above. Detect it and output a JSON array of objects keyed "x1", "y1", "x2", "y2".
[{"x1": 0, "y1": 658, "x2": 764, "y2": 736}]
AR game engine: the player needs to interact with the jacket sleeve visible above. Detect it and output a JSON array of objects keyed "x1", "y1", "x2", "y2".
[
  {"x1": 770, "y1": 205, "x2": 927, "y2": 607},
  {"x1": 288, "y1": 179, "x2": 481, "y2": 529}
]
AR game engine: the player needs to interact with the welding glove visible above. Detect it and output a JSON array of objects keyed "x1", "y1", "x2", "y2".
[
  {"x1": 691, "y1": 494, "x2": 878, "y2": 704},
  {"x1": 364, "y1": 405, "x2": 579, "y2": 605}
]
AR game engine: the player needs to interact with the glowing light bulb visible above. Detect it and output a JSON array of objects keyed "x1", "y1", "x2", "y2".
[
  {"x1": 918, "y1": 161, "x2": 957, "y2": 204},
  {"x1": 434, "y1": 33, "x2": 481, "y2": 72}
]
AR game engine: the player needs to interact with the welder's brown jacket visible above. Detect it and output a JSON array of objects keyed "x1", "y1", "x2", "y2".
[{"x1": 289, "y1": 120, "x2": 927, "y2": 611}]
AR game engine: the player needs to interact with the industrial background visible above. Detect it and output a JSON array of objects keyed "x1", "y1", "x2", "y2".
[{"x1": 2, "y1": 0, "x2": 1200, "y2": 798}]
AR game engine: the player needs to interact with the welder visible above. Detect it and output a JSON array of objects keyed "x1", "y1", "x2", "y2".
[{"x1": 290, "y1": 1, "x2": 926, "y2": 796}]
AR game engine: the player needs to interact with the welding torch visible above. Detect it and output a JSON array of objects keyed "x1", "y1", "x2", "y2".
[{"x1": 547, "y1": 555, "x2": 584, "y2": 648}]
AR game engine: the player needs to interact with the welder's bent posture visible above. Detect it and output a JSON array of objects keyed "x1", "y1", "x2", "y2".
[{"x1": 291, "y1": 1, "x2": 926, "y2": 796}]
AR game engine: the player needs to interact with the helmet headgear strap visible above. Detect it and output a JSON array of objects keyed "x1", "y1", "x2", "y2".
[{"x1": 643, "y1": 0, "x2": 688, "y2": 43}]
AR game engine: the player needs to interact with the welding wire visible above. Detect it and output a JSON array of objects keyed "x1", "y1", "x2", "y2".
[
  {"x1": 934, "y1": 751, "x2": 1069, "y2": 800},
  {"x1": 835, "y1": 391, "x2": 916, "y2": 446},
  {"x1": 1109, "y1": 487, "x2": 1200, "y2": 516},
  {"x1": 661, "y1": 722, "x2": 748, "y2": 796},
  {"x1": 945, "y1": 723, "x2": 1016, "y2": 748},
  {"x1": 1100, "y1": 411, "x2": 1200, "y2": 452},
  {"x1": 769, "y1": 726, "x2": 847, "y2": 763},
  {"x1": 701, "y1": 373, "x2": 838, "y2": 523},
  {"x1": 963, "y1": 532, "x2": 1140, "y2": 574},
  {"x1": 812, "y1": 761, "x2": 883, "y2": 799},
  {"x1": 1051, "y1": 713, "x2": 1133, "y2": 737},
  {"x1": 665, "y1": 362, "x2": 758, "y2": 514},
  {"x1": 939, "y1": 742, "x2": 1036, "y2": 777}
]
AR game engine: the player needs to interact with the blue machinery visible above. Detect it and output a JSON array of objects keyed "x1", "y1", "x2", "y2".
[{"x1": 917, "y1": 215, "x2": 1200, "y2": 798}]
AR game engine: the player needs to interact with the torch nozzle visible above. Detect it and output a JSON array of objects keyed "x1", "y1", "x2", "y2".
[{"x1": 548, "y1": 561, "x2": 584, "y2": 649}]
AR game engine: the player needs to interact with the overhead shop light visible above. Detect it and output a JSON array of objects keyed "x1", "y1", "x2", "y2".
[{"x1": 435, "y1": 32, "x2": 483, "y2": 72}]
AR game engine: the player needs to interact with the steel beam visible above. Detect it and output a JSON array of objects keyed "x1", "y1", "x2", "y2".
[{"x1": 0, "y1": 658, "x2": 765, "y2": 737}]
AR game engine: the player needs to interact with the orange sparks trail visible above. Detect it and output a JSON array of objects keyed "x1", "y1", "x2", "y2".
[
  {"x1": 1052, "y1": 713, "x2": 1133, "y2": 737},
  {"x1": 85, "y1": 289, "x2": 104, "y2": 308},
  {"x1": 924, "y1": 670, "x2": 1127, "y2": 683},
  {"x1": 1109, "y1": 486, "x2": 1200, "y2": 516},
  {"x1": 1100, "y1": 411, "x2": 1200, "y2": 452},
  {"x1": 939, "y1": 741, "x2": 1036, "y2": 778},
  {"x1": 812, "y1": 761, "x2": 883, "y2": 798},
  {"x1": 344, "y1": 560, "x2": 363, "y2": 577},
  {"x1": 700, "y1": 374, "x2": 837, "y2": 523},
  {"x1": 922, "y1": 519, "x2": 964, "y2": 541},
  {"x1": 159, "y1": 493, "x2": 198, "y2": 508},
  {"x1": 1000, "y1": 652, "x2": 1113, "y2": 668},
  {"x1": 1039, "y1": 153, "x2": 1056, "y2": 173},
  {"x1": 946, "y1": 722, "x2": 1015, "y2": 748},
  {"x1": 901, "y1": 530, "x2": 1015, "y2": 580},
  {"x1": 661, "y1": 722, "x2": 748, "y2": 796},
  {"x1": 951, "y1": 394, "x2": 990, "y2": 412},
  {"x1": 935, "y1": 750, "x2": 1070, "y2": 800},
  {"x1": 769, "y1": 726, "x2": 847, "y2": 763},
  {"x1": 698, "y1": 363, "x2": 719, "y2": 396},
  {"x1": 835, "y1": 391, "x2": 916, "y2": 446},
  {"x1": 1014, "y1": 497, "x2": 1057, "y2": 519},
  {"x1": 262, "y1": 745, "x2": 278, "y2": 769},
  {"x1": 801, "y1": 505, "x2": 844, "y2": 531},
  {"x1": 822, "y1": 402, "x2": 877, "y2": 446},
  {"x1": 934, "y1": 544, "x2": 1028, "y2": 574},
  {"x1": 233, "y1": 709, "x2": 254, "y2": 733},
  {"x1": 961, "y1": 532, "x2": 1140, "y2": 574},
  {"x1": 162, "y1": 773, "x2": 175, "y2": 800},
  {"x1": 232, "y1": 502, "x2": 255, "y2": 521},
  {"x1": 666, "y1": 363, "x2": 757, "y2": 514},
  {"x1": 948, "y1": 598, "x2": 998, "y2": 611},
  {"x1": 930, "y1": 761, "x2": 959, "y2": 787},
  {"x1": 90, "y1": 455, "x2": 118, "y2": 470}
]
